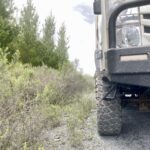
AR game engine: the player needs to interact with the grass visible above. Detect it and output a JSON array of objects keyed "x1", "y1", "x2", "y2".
[{"x1": 65, "y1": 93, "x2": 95, "y2": 147}]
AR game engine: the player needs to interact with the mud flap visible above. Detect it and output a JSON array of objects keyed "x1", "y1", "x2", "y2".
[{"x1": 139, "y1": 100, "x2": 150, "y2": 112}]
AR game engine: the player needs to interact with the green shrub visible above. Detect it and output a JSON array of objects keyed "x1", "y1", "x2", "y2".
[
  {"x1": 66, "y1": 93, "x2": 95, "y2": 147},
  {"x1": 36, "y1": 62, "x2": 94, "y2": 106},
  {"x1": 0, "y1": 50, "x2": 94, "y2": 149},
  {"x1": 41, "y1": 104, "x2": 62, "y2": 128},
  {"x1": 67, "y1": 117, "x2": 83, "y2": 147}
]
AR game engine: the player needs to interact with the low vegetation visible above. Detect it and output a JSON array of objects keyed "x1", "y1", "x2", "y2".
[
  {"x1": 0, "y1": 0, "x2": 95, "y2": 149},
  {"x1": 66, "y1": 93, "x2": 95, "y2": 147},
  {"x1": 0, "y1": 50, "x2": 95, "y2": 149}
]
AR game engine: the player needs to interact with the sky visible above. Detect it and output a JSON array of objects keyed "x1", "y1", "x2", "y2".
[{"x1": 14, "y1": 0, "x2": 95, "y2": 75}]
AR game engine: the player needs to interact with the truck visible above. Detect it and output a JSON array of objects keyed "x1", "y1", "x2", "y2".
[{"x1": 93, "y1": 0, "x2": 150, "y2": 135}]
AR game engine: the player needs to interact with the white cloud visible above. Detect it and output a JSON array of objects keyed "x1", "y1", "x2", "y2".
[{"x1": 14, "y1": 0, "x2": 95, "y2": 75}]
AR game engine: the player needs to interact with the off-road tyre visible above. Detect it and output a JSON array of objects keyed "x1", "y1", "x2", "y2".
[{"x1": 95, "y1": 74, "x2": 122, "y2": 136}]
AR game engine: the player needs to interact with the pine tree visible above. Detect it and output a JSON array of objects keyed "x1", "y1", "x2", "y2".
[
  {"x1": 56, "y1": 23, "x2": 69, "y2": 68},
  {"x1": 0, "y1": 0, "x2": 16, "y2": 48},
  {"x1": 0, "y1": 0, "x2": 14, "y2": 19},
  {"x1": 0, "y1": 17, "x2": 18, "y2": 48},
  {"x1": 19, "y1": 0, "x2": 43, "y2": 65},
  {"x1": 43, "y1": 12, "x2": 55, "y2": 51},
  {"x1": 0, "y1": 0, "x2": 19, "y2": 61},
  {"x1": 42, "y1": 12, "x2": 59, "y2": 68},
  {"x1": 20, "y1": 0, "x2": 39, "y2": 43}
]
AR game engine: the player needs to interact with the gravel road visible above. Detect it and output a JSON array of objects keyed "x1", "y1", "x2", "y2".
[
  {"x1": 83, "y1": 109, "x2": 150, "y2": 150},
  {"x1": 43, "y1": 108, "x2": 150, "y2": 150}
]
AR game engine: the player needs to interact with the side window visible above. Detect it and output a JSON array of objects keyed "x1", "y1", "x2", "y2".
[
  {"x1": 108, "y1": 0, "x2": 132, "y2": 15},
  {"x1": 140, "y1": 5, "x2": 150, "y2": 46}
]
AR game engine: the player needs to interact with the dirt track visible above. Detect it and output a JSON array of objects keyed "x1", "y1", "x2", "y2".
[
  {"x1": 43, "y1": 108, "x2": 150, "y2": 150},
  {"x1": 83, "y1": 109, "x2": 150, "y2": 150}
]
